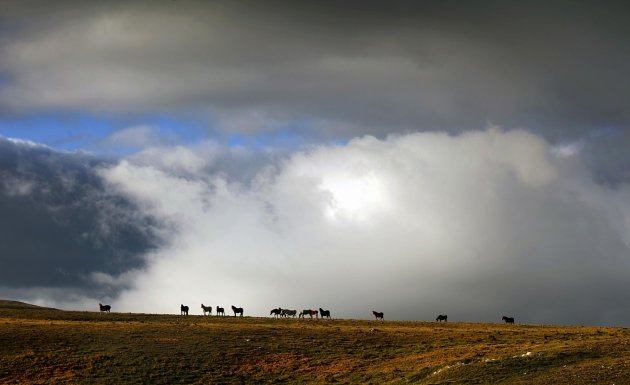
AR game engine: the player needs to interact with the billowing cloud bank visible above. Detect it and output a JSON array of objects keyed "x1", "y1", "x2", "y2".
[{"x1": 90, "y1": 129, "x2": 629, "y2": 325}]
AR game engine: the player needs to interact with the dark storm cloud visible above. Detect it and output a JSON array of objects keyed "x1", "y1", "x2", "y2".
[
  {"x1": 1, "y1": 0, "x2": 629, "y2": 139},
  {"x1": 0, "y1": 137, "x2": 162, "y2": 298},
  {"x1": 580, "y1": 129, "x2": 630, "y2": 186}
]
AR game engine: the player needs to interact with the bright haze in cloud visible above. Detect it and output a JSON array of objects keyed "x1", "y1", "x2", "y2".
[
  {"x1": 1, "y1": 1, "x2": 630, "y2": 325},
  {"x1": 97, "y1": 129, "x2": 630, "y2": 325}
]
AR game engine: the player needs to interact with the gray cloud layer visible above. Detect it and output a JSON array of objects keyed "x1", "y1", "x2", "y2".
[
  {"x1": 3, "y1": 1, "x2": 630, "y2": 185},
  {"x1": 1, "y1": 1, "x2": 629, "y2": 138}
]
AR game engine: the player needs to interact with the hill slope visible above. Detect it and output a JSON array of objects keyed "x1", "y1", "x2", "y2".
[
  {"x1": 0, "y1": 299, "x2": 57, "y2": 311},
  {"x1": 0, "y1": 306, "x2": 628, "y2": 384}
]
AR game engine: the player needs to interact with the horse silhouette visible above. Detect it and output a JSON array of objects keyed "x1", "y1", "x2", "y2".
[
  {"x1": 299, "y1": 309, "x2": 318, "y2": 318},
  {"x1": 281, "y1": 309, "x2": 297, "y2": 318},
  {"x1": 319, "y1": 308, "x2": 331, "y2": 319},
  {"x1": 216, "y1": 306, "x2": 225, "y2": 316},
  {"x1": 99, "y1": 303, "x2": 111, "y2": 313},
  {"x1": 232, "y1": 305, "x2": 244, "y2": 317},
  {"x1": 372, "y1": 311, "x2": 384, "y2": 320},
  {"x1": 201, "y1": 304, "x2": 212, "y2": 316},
  {"x1": 270, "y1": 308, "x2": 283, "y2": 318},
  {"x1": 502, "y1": 316, "x2": 515, "y2": 324},
  {"x1": 180, "y1": 304, "x2": 189, "y2": 316},
  {"x1": 436, "y1": 315, "x2": 448, "y2": 322}
]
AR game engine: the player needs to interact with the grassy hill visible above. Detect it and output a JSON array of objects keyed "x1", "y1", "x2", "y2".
[
  {"x1": 0, "y1": 302, "x2": 628, "y2": 384},
  {"x1": 0, "y1": 299, "x2": 58, "y2": 311}
]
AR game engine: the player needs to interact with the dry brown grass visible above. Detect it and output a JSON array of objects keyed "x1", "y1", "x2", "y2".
[{"x1": 0, "y1": 302, "x2": 629, "y2": 384}]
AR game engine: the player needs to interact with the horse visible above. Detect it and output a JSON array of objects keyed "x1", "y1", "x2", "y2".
[
  {"x1": 270, "y1": 308, "x2": 283, "y2": 318},
  {"x1": 436, "y1": 314, "x2": 448, "y2": 322},
  {"x1": 216, "y1": 306, "x2": 225, "y2": 316},
  {"x1": 201, "y1": 304, "x2": 212, "y2": 316},
  {"x1": 281, "y1": 309, "x2": 297, "y2": 318},
  {"x1": 99, "y1": 303, "x2": 111, "y2": 314},
  {"x1": 180, "y1": 304, "x2": 189, "y2": 316},
  {"x1": 372, "y1": 311, "x2": 384, "y2": 320},
  {"x1": 232, "y1": 305, "x2": 244, "y2": 317},
  {"x1": 299, "y1": 309, "x2": 318, "y2": 318},
  {"x1": 502, "y1": 316, "x2": 515, "y2": 324},
  {"x1": 319, "y1": 308, "x2": 331, "y2": 319}
]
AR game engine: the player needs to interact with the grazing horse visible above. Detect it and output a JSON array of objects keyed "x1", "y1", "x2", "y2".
[
  {"x1": 216, "y1": 306, "x2": 225, "y2": 316},
  {"x1": 99, "y1": 303, "x2": 111, "y2": 313},
  {"x1": 180, "y1": 304, "x2": 189, "y2": 316},
  {"x1": 201, "y1": 304, "x2": 212, "y2": 316},
  {"x1": 502, "y1": 316, "x2": 515, "y2": 324},
  {"x1": 372, "y1": 311, "x2": 384, "y2": 320},
  {"x1": 299, "y1": 309, "x2": 318, "y2": 318},
  {"x1": 436, "y1": 315, "x2": 448, "y2": 322},
  {"x1": 270, "y1": 308, "x2": 283, "y2": 318},
  {"x1": 232, "y1": 305, "x2": 244, "y2": 317},
  {"x1": 319, "y1": 308, "x2": 331, "y2": 319},
  {"x1": 281, "y1": 309, "x2": 297, "y2": 318}
]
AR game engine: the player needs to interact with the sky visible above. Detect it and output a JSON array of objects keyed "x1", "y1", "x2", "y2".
[{"x1": 1, "y1": 0, "x2": 630, "y2": 325}]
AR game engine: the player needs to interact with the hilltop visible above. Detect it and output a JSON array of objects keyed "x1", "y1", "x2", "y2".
[{"x1": 0, "y1": 302, "x2": 628, "y2": 384}]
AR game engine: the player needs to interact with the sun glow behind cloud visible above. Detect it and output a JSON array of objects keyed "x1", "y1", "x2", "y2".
[
  {"x1": 319, "y1": 172, "x2": 391, "y2": 223},
  {"x1": 71, "y1": 128, "x2": 630, "y2": 325}
]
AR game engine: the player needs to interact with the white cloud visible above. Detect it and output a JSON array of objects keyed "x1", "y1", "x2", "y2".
[
  {"x1": 4, "y1": 136, "x2": 51, "y2": 149},
  {"x1": 93, "y1": 128, "x2": 630, "y2": 325},
  {"x1": 551, "y1": 140, "x2": 584, "y2": 158},
  {"x1": 103, "y1": 125, "x2": 166, "y2": 148}
]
